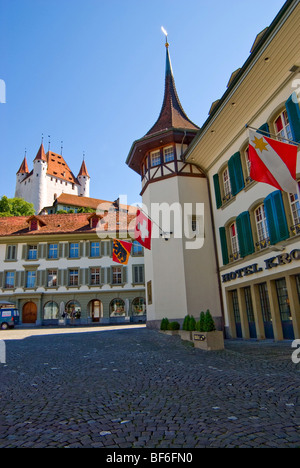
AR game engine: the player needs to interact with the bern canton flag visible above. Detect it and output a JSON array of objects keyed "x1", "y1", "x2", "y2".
[
  {"x1": 113, "y1": 239, "x2": 132, "y2": 265},
  {"x1": 248, "y1": 130, "x2": 298, "y2": 194}
]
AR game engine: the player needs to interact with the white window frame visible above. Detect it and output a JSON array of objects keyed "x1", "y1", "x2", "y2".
[
  {"x1": 289, "y1": 182, "x2": 300, "y2": 226},
  {"x1": 5, "y1": 271, "x2": 15, "y2": 289},
  {"x1": 90, "y1": 267, "x2": 100, "y2": 285},
  {"x1": 112, "y1": 266, "x2": 122, "y2": 285},
  {"x1": 69, "y1": 269, "x2": 79, "y2": 286},
  {"x1": 163, "y1": 146, "x2": 174, "y2": 163},
  {"x1": 47, "y1": 270, "x2": 58, "y2": 287},
  {"x1": 150, "y1": 150, "x2": 161, "y2": 168},
  {"x1": 223, "y1": 167, "x2": 232, "y2": 198},
  {"x1": 274, "y1": 110, "x2": 293, "y2": 142},
  {"x1": 255, "y1": 204, "x2": 270, "y2": 243},
  {"x1": 230, "y1": 222, "x2": 239, "y2": 259}
]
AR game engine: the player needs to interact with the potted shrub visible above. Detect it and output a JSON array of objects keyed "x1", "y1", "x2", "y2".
[
  {"x1": 166, "y1": 321, "x2": 180, "y2": 336},
  {"x1": 160, "y1": 318, "x2": 169, "y2": 332},
  {"x1": 160, "y1": 318, "x2": 180, "y2": 336},
  {"x1": 179, "y1": 315, "x2": 195, "y2": 341},
  {"x1": 193, "y1": 310, "x2": 224, "y2": 351}
]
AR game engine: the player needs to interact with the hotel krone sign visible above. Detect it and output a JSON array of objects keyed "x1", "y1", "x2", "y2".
[{"x1": 222, "y1": 249, "x2": 300, "y2": 284}]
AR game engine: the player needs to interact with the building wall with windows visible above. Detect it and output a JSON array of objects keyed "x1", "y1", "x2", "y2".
[
  {"x1": 184, "y1": 0, "x2": 300, "y2": 341},
  {"x1": 0, "y1": 213, "x2": 146, "y2": 326},
  {"x1": 210, "y1": 83, "x2": 300, "y2": 341}
]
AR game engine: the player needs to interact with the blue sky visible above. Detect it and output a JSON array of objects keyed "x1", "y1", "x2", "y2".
[{"x1": 0, "y1": 0, "x2": 286, "y2": 206}]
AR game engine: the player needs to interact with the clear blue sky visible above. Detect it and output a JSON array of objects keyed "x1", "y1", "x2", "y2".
[{"x1": 0, "y1": 0, "x2": 286, "y2": 206}]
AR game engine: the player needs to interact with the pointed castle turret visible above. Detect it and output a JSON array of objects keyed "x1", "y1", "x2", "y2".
[
  {"x1": 126, "y1": 35, "x2": 223, "y2": 329},
  {"x1": 77, "y1": 159, "x2": 90, "y2": 196}
]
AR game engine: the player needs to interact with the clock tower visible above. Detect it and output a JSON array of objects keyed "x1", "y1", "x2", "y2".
[{"x1": 126, "y1": 39, "x2": 223, "y2": 329}]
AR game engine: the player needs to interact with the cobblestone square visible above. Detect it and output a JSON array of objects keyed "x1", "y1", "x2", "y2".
[{"x1": 0, "y1": 326, "x2": 299, "y2": 448}]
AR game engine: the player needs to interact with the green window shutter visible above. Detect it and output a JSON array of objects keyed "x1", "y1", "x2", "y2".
[
  {"x1": 264, "y1": 190, "x2": 289, "y2": 245},
  {"x1": 236, "y1": 211, "x2": 255, "y2": 258},
  {"x1": 257, "y1": 123, "x2": 270, "y2": 138},
  {"x1": 58, "y1": 243, "x2": 64, "y2": 258},
  {"x1": 22, "y1": 245, "x2": 27, "y2": 260},
  {"x1": 100, "y1": 267, "x2": 106, "y2": 285},
  {"x1": 228, "y1": 152, "x2": 245, "y2": 196},
  {"x1": 219, "y1": 227, "x2": 229, "y2": 266},
  {"x1": 285, "y1": 92, "x2": 300, "y2": 143},
  {"x1": 86, "y1": 241, "x2": 90, "y2": 257},
  {"x1": 106, "y1": 267, "x2": 111, "y2": 285},
  {"x1": 79, "y1": 242, "x2": 84, "y2": 258},
  {"x1": 122, "y1": 266, "x2": 127, "y2": 284},
  {"x1": 63, "y1": 270, "x2": 68, "y2": 286},
  {"x1": 213, "y1": 174, "x2": 222, "y2": 209}
]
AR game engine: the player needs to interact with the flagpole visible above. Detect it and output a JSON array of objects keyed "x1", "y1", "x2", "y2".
[
  {"x1": 137, "y1": 207, "x2": 172, "y2": 239},
  {"x1": 245, "y1": 124, "x2": 300, "y2": 147}
]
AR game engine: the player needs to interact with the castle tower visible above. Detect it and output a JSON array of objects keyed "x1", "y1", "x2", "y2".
[
  {"x1": 15, "y1": 156, "x2": 29, "y2": 198},
  {"x1": 32, "y1": 143, "x2": 48, "y2": 213},
  {"x1": 126, "y1": 38, "x2": 223, "y2": 329},
  {"x1": 77, "y1": 159, "x2": 90, "y2": 197}
]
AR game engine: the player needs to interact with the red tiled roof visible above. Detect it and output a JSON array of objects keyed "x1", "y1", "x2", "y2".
[
  {"x1": 55, "y1": 193, "x2": 137, "y2": 213},
  {"x1": 17, "y1": 157, "x2": 29, "y2": 174},
  {"x1": 34, "y1": 143, "x2": 47, "y2": 162},
  {"x1": 0, "y1": 212, "x2": 136, "y2": 237},
  {"x1": 78, "y1": 160, "x2": 90, "y2": 178},
  {"x1": 46, "y1": 151, "x2": 79, "y2": 184}
]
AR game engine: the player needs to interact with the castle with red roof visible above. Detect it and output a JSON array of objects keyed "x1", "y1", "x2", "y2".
[{"x1": 15, "y1": 143, "x2": 90, "y2": 214}]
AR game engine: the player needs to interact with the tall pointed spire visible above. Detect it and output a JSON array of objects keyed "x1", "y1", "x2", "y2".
[
  {"x1": 17, "y1": 156, "x2": 29, "y2": 174},
  {"x1": 78, "y1": 159, "x2": 90, "y2": 178},
  {"x1": 146, "y1": 38, "x2": 199, "y2": 136},
  {"x1": 34, "y1": 143, "x2": 47, "y2": 162}
]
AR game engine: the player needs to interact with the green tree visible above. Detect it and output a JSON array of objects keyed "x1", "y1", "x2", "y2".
[
  {"x1": 204, "y1": 310, "x2": 216, "y2": 332},
  {"x1": 77, "y1": 207, "x2": 95, "y2": 213},
  {"x1": 0, "y1": 196, "x2": 35, "y2": 217}
]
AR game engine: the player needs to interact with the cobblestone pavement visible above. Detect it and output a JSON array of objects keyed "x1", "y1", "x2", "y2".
[{"x1": 0, "y1": 326, "x2": 299, "y2": 448}]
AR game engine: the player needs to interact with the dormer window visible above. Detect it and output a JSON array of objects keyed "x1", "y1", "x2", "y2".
[
  {"x1": 88, "y1": 214, "x2": 101, "y2": 229},
  {"x1": 27, "y1": 216, "x2": 46, "y2": 232},
  {"x1": 30, "y1": 219, "x2": 38, "y2": 231}
]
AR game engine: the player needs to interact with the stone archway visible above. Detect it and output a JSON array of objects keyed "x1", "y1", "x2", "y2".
[{"x1": 22, "y1": 302, "x2": 37, "y2": 324}]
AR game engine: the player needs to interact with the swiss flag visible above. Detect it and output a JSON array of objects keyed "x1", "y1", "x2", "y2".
[
  {"x1": 249, "y1": 130, "x2": 298, "y2": 193},
  {"x1": 135, "y1": 209, "x2": 152, "y2": 250}
]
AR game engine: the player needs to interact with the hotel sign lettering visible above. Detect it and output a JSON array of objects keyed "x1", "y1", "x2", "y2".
[{"x1": 222, "y1": 249, "x2": 300, "y2": 283}]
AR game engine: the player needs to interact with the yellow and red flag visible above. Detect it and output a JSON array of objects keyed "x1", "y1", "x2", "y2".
[
  {"x1": 249, "y1": 130, "x2": 298, "y2": 193},
  {"x1": 112, "y1": 239, "x2": 132, "y2": 265}
]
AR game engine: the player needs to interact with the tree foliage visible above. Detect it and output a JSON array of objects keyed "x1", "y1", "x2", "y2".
[{"x1": 0, "y1": 196, "x2": 35, "y2": 217}]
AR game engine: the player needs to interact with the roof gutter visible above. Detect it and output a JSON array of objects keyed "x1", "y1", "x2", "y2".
[{"x1": 184, "y1": 0, "x2": 298, "y2": 162}]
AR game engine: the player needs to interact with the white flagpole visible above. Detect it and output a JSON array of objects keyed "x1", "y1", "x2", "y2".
[{"x1": 245, "y1": 124, "x2": 300, "y2": 147}]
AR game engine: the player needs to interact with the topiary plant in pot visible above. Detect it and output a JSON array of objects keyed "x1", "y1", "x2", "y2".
[
  {"x1": 193, "y1": 310, "x2": 224, "y2": 351},
  {"x1": 160, "y1": 318, "x2": 169, "y2": 331},
  {"x1": 179, "y1": 315, "x2": 194, "y2": 341}
]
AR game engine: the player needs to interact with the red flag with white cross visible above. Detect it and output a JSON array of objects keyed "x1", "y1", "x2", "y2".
[{"x1": 135, "y1": 209, "x2": 152, "y2": 250}]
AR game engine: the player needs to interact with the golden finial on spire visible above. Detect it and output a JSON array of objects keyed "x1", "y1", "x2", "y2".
[{"x1": 161, "y1": 26, "x2": 169, "y2": 48}]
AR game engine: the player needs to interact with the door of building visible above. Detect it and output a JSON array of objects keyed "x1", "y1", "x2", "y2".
[
  {"x1": 90, "y1": 300, "x2": 102, "y2": 323},
  {"x1": 275, "y1": 278, "x2": 295, "y2": 340},
  {"x1": 232, "y1": 290, "x2": 242, "y2": 338},
  {"x1": 22, "y1": 302, "x2": 37, "y2": 324},
  {"x1": 244, "y1": 287, "x2": 257, "y2": 339},
  {"x1": 258, "y1": 282, "x2": 274, "y2": 339}
]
